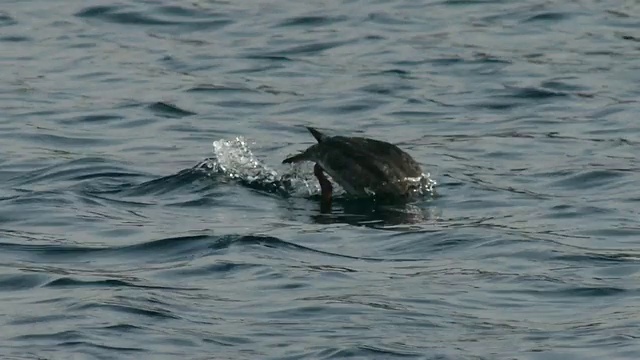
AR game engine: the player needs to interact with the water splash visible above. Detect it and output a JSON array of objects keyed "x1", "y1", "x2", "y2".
[
  {"x1": 210, "y1": 137, "x2": 278, "y2": 183},
  {"x1": 195, "y1": 137, "x2": 314, "y2": 197},
  {"x1": 406, "y1": 174, "x2": 437, "y2": 196},
  {"x1": 195, "y1": 137, "x2": 436, "y2": 199}
]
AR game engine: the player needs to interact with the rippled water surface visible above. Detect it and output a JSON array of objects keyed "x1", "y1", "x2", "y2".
[{"x1": 2, "y1": 0, "x2": 640, "y2": 359}]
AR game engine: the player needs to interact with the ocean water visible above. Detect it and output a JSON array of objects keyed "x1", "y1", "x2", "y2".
[{"x1": 1, "y1": 0, "x2": 640, "y2": 359}]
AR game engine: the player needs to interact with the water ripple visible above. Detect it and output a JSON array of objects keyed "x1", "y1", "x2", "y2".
[
  {"x1": 76, "y1": 5, "x2": 232, "y2": 30},
  {"x1": 2, "y1": 0, "x2": 640, "y2": 358},
  {"x1": 277, "y1": 15, "x2": 347, "y2": 28}
]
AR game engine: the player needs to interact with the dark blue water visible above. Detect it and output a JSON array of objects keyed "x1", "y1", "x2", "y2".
[{"x1": 2, "y1": 0, "x2": 639, "y2": 359}]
